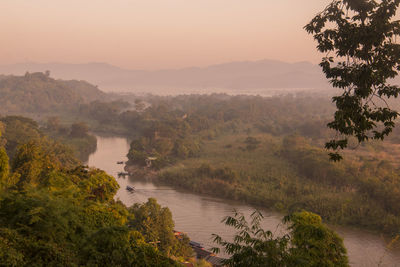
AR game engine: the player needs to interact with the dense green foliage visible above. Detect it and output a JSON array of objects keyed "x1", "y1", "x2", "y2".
[
  {"x1": 0, "y1": 116, "x2": 41, "y2": 159},
  {"x1": 0, "y1": 123, "x2": 190, "y2": 266},
  {"x1": 129, "y1": 198, "x2": 192, "y2": 258},
  {"x1": 213, "y1": 210, "x2": 348, "y2": 267},
  {"x1": 43, "y1": 118, "x2": 97, "y2": 162},
  {"x1": 305, "y1": 0, "x2": 400, "y2": 160},
  {"x1": 0, "y1": 131, "x2": 9, "y2": 188},
  {"x1": 0, "y1": 72, "x2": 105, "y2": 115},
  {"x1": 0, "y1": 115, "x2": 97, "y2": 163},
  {"x1": 122, "y1": 94, "x2": 336, "y2": 169}
]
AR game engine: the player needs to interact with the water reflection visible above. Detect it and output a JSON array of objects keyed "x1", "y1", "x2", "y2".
[{"x1": 87, "y1": 135, "x2": 400, "y2": 267}]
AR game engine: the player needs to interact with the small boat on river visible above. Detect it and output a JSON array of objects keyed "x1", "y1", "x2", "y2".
[
  {"x1": 118, "y1": 172, "x2": 130, "y2": 177},
  {"x1": 126, "y1": 186, "x2": 135, "y2": 193}
]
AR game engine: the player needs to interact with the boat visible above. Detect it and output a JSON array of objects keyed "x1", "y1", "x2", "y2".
[
  {"x1": 117, "y1": 161, "x2": 124, "y2": 164},
  {"x1": 126, "y1": 186, "x2": 135, "y2": 192},
  {"x1": 118, "y1": 172, "x2": 130, "y2": 177},
  {"x1": 189, "y1": 241, "x2": 203, "y2": 249}
]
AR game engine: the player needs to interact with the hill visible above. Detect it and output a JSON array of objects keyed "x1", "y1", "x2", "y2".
[{"x1": 0, "y1": 72, "x2": 106, "y2": 114}]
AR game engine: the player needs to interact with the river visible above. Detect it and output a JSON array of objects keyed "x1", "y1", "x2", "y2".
[{"x1": 87, "y1": 135, "x2": 400, "y2": 267}]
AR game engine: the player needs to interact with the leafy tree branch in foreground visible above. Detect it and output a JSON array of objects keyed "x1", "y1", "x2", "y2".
[
  {"x1": 305, "y1": 0, "x2": 400, "y2": 161},
  {"x1": 212, "y1": 210, "x2": 349, "y2": 267}
]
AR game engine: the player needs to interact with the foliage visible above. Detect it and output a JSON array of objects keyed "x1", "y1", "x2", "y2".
[
  {"x1": 70, "y1": 122, "x2": 90, "y2": 138},
  {"x1": 213, "y1": 210, "x2": 348, "y2": 267},
  {"x1": 11, "y1": 138, "x2": 79, "y2": 186},
  {"x1": 0, "y1": 116, "x2": 95, "y2": 164},
  {"x1": 0, "y1": 128, "x2": 9, "y2": 189},
  {"x1": 43, "y1": 118, "x2": 97, "y2": 162},
  {"x1": 305, "y1": 0, "x2": 400, "y2": 160},
  {"x1": 0, "y1": 72, "x2": 105, "y2": 114},
  {"x1": 81, "y1": 227, "x2": 177, "y2": 266},
  {"x1": 129, "y1": 198, "x2": 192, "y2": 258},
  {"x1": 125, "y1": 94, "x2": 335, "y2": 169},
  {"x1": 0, "y1": 116, "x2": 41, "y2": 159},
  {"x1": 107, "y1": 94, "x2": 400, "y2": 234},
  {"x1": 244, "y1": 136, "x2": 261, "y2": 151},
  {"x1": 285, "y1": 211, "x2": 348, "y2": 266},
  {"x1": 159, "y1": 132, "x2": 400, "y2": 235},
  {"x1": 79, "y1": 100, "x2": 131, "y2": 124},
  {"x1": 0, "y1": 148, "x2": 9, "y2": 188},
  {"x1": 0, "y1": 122, "x2": 185, "y2": 266}
]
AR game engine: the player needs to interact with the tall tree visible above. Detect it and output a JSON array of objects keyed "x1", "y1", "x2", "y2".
[
  {"x1": 305, "y1": 0, "x2": 400, "y2": 160},
  {"x1": 129, "y1": 198, "x2": 177, "y2": 255}
]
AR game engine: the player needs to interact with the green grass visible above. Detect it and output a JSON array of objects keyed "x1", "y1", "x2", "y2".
[{"x1": 158, "y1": 131, "x2": 400, "y2": 234}]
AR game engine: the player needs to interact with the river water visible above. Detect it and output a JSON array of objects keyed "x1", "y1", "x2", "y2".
[{"x1": 87, "y1": 135, "x2": 400, "y2": 267}]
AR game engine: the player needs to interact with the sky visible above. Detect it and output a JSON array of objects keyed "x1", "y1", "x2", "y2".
[{"x1": 0, "y1": 0, "x2": 334, "y2": 70}]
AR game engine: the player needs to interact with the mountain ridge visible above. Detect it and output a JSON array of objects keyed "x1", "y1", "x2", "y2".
[{"x1": 0, "y1": 60, "x2": 333, "y2": 92}]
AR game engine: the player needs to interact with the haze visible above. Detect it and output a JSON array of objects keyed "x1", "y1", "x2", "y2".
[{"x1": 0, "y1": 0, "x2": 332, "y2": 70}]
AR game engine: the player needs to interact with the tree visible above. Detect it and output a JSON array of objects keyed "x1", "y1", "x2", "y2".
[
  {"x1": 0, "y1": 116, "x2": 41, "y2": 159},
  {"x1": 129, "y1": 198, "x2": 181, "y2": 256},
  {"x1": 81, "y1": 227, "x2": 177, "y2": 267},
  {"x1": 305, "y1": 0, "x2": 400, "y2": 160},
  {"x1": 46, "y1": 116, "x2": 61, "y2": 132},
  {"x1": 285, "y1": 212, "x2": 348, "y2": 267},
  {"x1": 212, "y1": 210, "x2": 349, "y2": 267},
  {"x1": 75, "y1": 168, "x2": 120, "y2": 202},
  {"x1": 0, "y1": 148, "x2": 9, "y2": 186},
  {"x1": 11, "y1": 138, "x2": 79, "y2": 187},
  {"x1": 70, "y1": 122, "x2": 89, "y2": 138},
  {"x1": 0, "y1": 128, "x2": 9, "y2": 187},
  {"x1": 134, "y1": 99, "x2": 146, "y2": 112}
]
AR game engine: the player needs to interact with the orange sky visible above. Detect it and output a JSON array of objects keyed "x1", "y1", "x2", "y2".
[{"x1": 1, "y1": 0, "x2": 336, "y2": 69}]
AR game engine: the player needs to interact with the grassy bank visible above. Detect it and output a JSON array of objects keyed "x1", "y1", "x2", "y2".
[{"x1": 155, "y1": 132, "x2": 400, "y2": 235}]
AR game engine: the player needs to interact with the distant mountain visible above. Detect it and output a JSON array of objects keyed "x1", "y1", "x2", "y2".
[
  {"x1": 0, "y1": 60, "x2": 333, "y2": 93},
  {"x1": 0, "y1": 72, "x2": 106, "y2": 114}
]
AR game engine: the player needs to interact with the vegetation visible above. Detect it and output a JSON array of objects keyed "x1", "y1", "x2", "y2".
[
  {"x1": 0, "y1": 95, "x2": 356, "y2": 265},
  {"x1": 0, "y1": 116, "x2": 41, "y2": 159},
  {"x1": 305, "y1": 0, "x2": 400, "y2": 160},
  {"x1": 121, "y1": 94, "x2": 336, "y2": 169},
  {"x1": 0, "y1": 72, "x2": 105, "y2": 115},
  {"x1": 0, "y1": 72, "x2": 134, "y2": 136},
  {"x1": 117, "y1": 94, "x2": 400, "y2": 235},
  {"x1": 159, "y1": 132, "x2": 400, "y2": 234},
  {"x1": 213, "y1": 210, "x2": 348, "y2": 267},
  {"x1": 0, "y1": 116, "x2": 97, "y2": 163},
  {"x1": 1, "y1": 49, "x2": 399, "y2": 264},
  {"x1": 5, "y1": 1, "x2": 400, "y2": 264},
  {"x1": 0, "y1": 124, "x2": 191, "y2": 266},
  {"x1": 43, "y1": 118, "x2": 97, "y2": 162},
  {"x1": 129, "y1": 198, "x2": 192, "y2": 259}
]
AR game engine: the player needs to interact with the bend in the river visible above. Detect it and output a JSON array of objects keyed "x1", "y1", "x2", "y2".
[{"x1": 87, "y1": 135, "x2": 400, "y2": 267}]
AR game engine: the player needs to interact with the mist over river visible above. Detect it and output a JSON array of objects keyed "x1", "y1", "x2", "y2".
[{"x1": 87, "y1": 135, "x2": 400, "y2": 267}]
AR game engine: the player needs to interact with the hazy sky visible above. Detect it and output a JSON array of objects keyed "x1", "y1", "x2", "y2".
[{"x1": 0, "y1": 0, "x2": 334, "y2": 70}]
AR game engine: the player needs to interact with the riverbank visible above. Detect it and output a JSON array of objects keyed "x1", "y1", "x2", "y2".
[
  {"x1": 79, "y1": 93, "x2": 400, "y2": 235},
  {"x1": 89, "y1": 135, "x2": 400, "y2": 266},
  {"x1": 125, "y1": 131, "x2": 400, "y2": 237},
  {"x1": 180, "y1": 135, "x2": 400, "y2": 236}
]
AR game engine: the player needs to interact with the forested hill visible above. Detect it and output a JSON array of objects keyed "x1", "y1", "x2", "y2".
[{"x1": 0, "y1": 72, "x2": 106, "y2": 114}]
